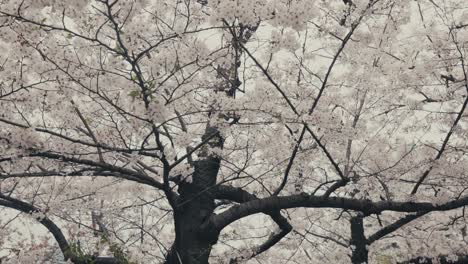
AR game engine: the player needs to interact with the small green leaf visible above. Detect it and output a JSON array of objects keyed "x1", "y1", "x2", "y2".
[
  {"x1": 128, "y1": 90, "x2": 140, "y2": 98},
  {"x1": 148, "y1": 80, "x2": 155, "y2": 89}
]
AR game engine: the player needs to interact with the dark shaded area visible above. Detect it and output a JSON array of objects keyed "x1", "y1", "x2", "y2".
[{"x1": 400, "y1": 256, "x2": 468, "y2": 264}]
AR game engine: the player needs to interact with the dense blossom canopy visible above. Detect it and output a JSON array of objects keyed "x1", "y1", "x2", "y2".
[{"x1": 1, "y1": 0, "x2": 468, "y2": 263}]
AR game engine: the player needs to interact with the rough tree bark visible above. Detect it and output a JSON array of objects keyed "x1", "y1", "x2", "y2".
[
  {"x1": 163, "y1": 20, "x2": 259, "y2": 263},
  {"x1": 350, "y1": 214, "x2": 369, "y2": 264},
  {"x1": 165, "y1": 127, "x2": 222, "y2": 264}
]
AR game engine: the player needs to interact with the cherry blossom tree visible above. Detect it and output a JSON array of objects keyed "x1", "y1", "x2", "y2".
[{"x1": 1, "y1": 0, "x2": 468, "y2": 263}]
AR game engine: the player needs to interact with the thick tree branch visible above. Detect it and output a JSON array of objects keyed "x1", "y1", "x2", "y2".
[
  {"x1": 399, "y1": 255, "x2": 468, "y2": 264},
  {"x1": 209, "y1": 192, "x2": 468, "y2": 230},
  {"x1": 367, "y1": 211, "x2": 429, "y2": 244},
  {"x1": 213, "y1": 185, "x2": 292, "y2": 259},
  {"x1": 323, "y1": 178, "x2": 350, "y2": 198}
]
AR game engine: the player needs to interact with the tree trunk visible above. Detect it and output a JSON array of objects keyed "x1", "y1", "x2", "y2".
[
  {"x1": 165, "y1": 127, "x2": 222, "y2": 264},
  {"x1": 350, "y1": 214, "x2": 369, "y2": 264}
]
